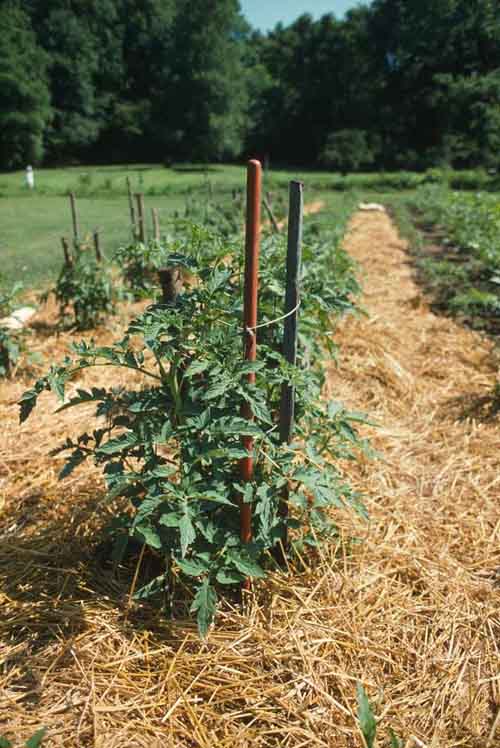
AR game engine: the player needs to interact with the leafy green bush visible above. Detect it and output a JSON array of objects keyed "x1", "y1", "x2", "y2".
[
  {"x1": 44, "y1": 241, "x2": 115, "y2": 330},
  {"x1": 320, "y1": 130, "x2": 377, "y2": 174},
  {"x1": 20, "y1": 216, "x2": 370, "y2": 635}
]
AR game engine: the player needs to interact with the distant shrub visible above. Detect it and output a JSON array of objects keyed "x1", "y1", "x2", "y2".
[{"x1": 320, "y1": 130, "x2": 377, "y2": 174}]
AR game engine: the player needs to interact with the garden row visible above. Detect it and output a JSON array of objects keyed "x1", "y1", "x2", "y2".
[
  {"x1": 409, "y1": 186, "x2": 500, "y2": 334},
  {"x1": 11, "y1": 177, "x2": 370, "y2": 634}
]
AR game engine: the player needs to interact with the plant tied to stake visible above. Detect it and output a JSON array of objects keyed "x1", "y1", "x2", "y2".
[
  {"x1": 43, "y1": 235, "x2": 115, "y2": 331},
  {"x1": 20, "y1": 212, "x2": 370, "y2": 635}
]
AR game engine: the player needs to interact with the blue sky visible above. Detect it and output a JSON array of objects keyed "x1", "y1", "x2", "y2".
[{"x1": 240, "y1": 1, "x2": 361, "y2": 31}]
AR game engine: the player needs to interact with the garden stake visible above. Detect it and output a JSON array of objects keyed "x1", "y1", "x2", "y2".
[
  {"x1": 279, "y1": 180, "x2": 303, "y2": 544},
  {"x1": 61, "y1": 237, "x2": 72, "y2": 267},
  {"x1": 152, "y1": 208, "x2": 160, "y2": 241},
  {"x1": 158, "y1": 267, "x2": 181, "y2": 304},
  {"x1": 93, "y1": 231, "x2": 102, "y2": 263},
  {"x1": 69, "y1": 192, "x2": 79, "y2": 246},
  {"x1": 126, "y1": 177, "x2": 136, "y2": 238},
  {"x1": 135, "y1": 193, "x2": 146, "y2": 243},
  {"x1": 240, "y1": 159, "x2": 262, "y2": 577},
  {"x1": 263, "y1": 195, "x2": 280, "y2": 234}
]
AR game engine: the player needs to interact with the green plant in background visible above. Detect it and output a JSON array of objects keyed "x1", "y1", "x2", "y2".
[
  {"x1": 410, "y1": 186, "x2": 500, "y2": 331},
  {"x1": 20, "y1": 218, "x2": 370, "y2": 635},
  {"x1": 0, "y1": 280, "x2": 27, "y2": 377},
  {"x1": 0, "y1": 728, "x2": 46, "y2": 748},
  {"x1": 112, "y1": 238, "x2": 168, "y2": 298},
  {"x1": 43, "y1": 238, "x2": 116, "y2": 330},
  {"x1": 356, "y1": 683, "x2": 403, "y2": 748}
]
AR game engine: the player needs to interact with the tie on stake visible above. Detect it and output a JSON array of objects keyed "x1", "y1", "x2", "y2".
[{"x1": 239, "y1": 160, "x2": 262, "y2": 578}]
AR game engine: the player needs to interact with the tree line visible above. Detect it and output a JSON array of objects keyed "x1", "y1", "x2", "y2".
[{"x1": 1, "y1": 0, "x2": 499, "y2": 172}]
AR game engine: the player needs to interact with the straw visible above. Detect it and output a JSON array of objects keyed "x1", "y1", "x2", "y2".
[{"x1": 1, "y1": 211, "x2": 499, "y2": 747}]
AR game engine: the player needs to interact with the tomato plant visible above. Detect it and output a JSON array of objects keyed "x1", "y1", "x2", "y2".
[
  {"x1": 44, "y1": 239, "x2": 115, "y2": 330},
  {"x1": 20, "y1": 217, "x2": 370, "y2": 635}
]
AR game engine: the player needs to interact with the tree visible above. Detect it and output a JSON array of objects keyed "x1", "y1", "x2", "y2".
[
  {"x1": 0, "y1": 2, "x2": 51, "y2": 169},
  {"x1": 154, "y1": 0, "x2": 249, "y2": 161},
  {"x1": 368, "y1": 0, "x2": 500, "y2": 168},
  {"x1": 25, "y1": 0, "x2": 125, "y2": 162},
  {"x1": 320, "y1": 130, "x2": 377, "y2": 174}
]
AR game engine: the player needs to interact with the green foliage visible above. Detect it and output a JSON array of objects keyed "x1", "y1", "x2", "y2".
[
  {"x1": 356, "y1": 683, "x2": 403, "y2": 748},
  {"x1": 412, "y1": 186, "x2": 500, "y2": 330},
  {"x1": 45, "y1": 240, "x2": 115, "y2": 330},
  {"x1": 0, "y1": 280, "x2": 25, "y2": 377},
  {"x1": 112, "y1": 238, "x2": 166, "y2": 298},
  {"x1": 356, "y1": 683, "x2": 377, "y2": 748},
  {"x1": 0, "y1": 728, "x2": 46, "y2": 748},
  {"x1": 20, "y1": 217, "x2": 371, "y2": 635},
  {"x1": 320, "y1": 130, "x2": 378, "y2": 174},
  {"x1": 0, "y1": 3, "x2": 51, "y2": 169},
  {"x1": 0, "y1": 0, "x2": 498, "y2": 167}
]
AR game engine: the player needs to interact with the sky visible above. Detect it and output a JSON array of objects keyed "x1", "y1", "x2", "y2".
[{"x1": 239, "y1": 1, "x2": 361, "y2": 31}]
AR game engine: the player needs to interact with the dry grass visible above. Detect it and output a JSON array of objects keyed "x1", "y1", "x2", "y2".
[{"x1": 1, "y1": 212, "x2": 499, "y2": 747}]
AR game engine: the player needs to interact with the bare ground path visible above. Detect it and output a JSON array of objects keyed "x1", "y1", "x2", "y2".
[
  {"x1": 0, "y1": 211, "x2": 499, "y2": 748},
  {"x1": 325, "y1": 211, "x2": 500, "y2": 747}
]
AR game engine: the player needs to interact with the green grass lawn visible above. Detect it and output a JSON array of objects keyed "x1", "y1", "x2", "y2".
[{"x1": 0, "y1": 161, "x2": 430, "y2": 293}]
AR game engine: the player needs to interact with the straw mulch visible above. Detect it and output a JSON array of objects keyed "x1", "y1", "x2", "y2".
[{"x1": 1, "y1": 213, "x2": 499, "y2": 748}]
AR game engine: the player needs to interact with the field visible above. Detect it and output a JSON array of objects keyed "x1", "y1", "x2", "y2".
[
  {"x1": 1, "y1": 165, "x2": 499, "y2": 747},
  {"x1": 1, "y1": 163, "x2": 496, "y2": 292}
]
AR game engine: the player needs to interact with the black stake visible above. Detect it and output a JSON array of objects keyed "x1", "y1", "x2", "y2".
[
  {"x1": 69, "y1": 192, "x2": 79, "y2": 246},
  {"x1": 126, "y1": 177, "x2": 136, "y2": 239},
  {"x1": 135, "y1": 193, "x2": 146, "y2": 243},
  {"x1": 93, "y1": 230, "x2": 102, "y2": 262},
  {"x1": 279, "y1": 180, "x2": 303, "y2": 538}
]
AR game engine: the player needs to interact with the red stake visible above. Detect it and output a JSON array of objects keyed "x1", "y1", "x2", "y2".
[{"x1": 240, "y1": 160, "x2": 262, "y2": 549}]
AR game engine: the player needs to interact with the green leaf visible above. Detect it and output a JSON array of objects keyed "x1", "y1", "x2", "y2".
[
  {"x1": 19, "y1": 389, "x2": 39, "y2": 423},
  {"x1": 184, "y1": 359, "x2": 211, "y2": 378},
  {"x1": 177, "y1": 557, "x2": 209, "y2": 577},
  {"x1": 134, "y1": 526, "x2": 162, "y2": 550},
  {"x1": 0, "y1": 737, "x2": 12, "y2": 748},
  {"x1": 229, "y1": 552, "x2": 266, "y2": 579},
  {"x1": 190, "y1": 578, "x2": 217, "y2": 637},
  {"x1": 179, "y1": 512, "x2": 196, "y2": 558},
  {"x1": 216, "y1": 568, "x2": 245, "y2": 585},
  {"x1": 134, "y1": 574, "x2": 166, "y2": 600},
  {"x1": 356, "y1": 683, "x2": 377, "y2": 748},
  {"x1": 25, "y1": 730, "x2": 47, "y2": 748},
  {"x1": 201, "y1": 381, "x2": 228, "y2": 401},
  {"x1": 98, "y1": 433, "x2": 139, "y2": 455},
  {"x1": 388, "y1": 728, "x2": 402, "y2": 748},
  {"x1": 59, "y1": 449, "x2": 87, "y2": 479}
]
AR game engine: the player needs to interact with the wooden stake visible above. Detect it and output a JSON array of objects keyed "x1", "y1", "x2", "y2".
[
  {"x1": 263, "y1": 195, "x2": 280, "y2": 234},
  {"x1": 93, "y1": 231, "x2": 102, "y2": 262},
  {"x1": 69, "y1": 192, "x2": 79, "y2": 245},
  {"x1": 61, "y1": 237, "x2": 72, "y2": 266},
  {"x1": 240, "y1": 160, "x2": 262, "y2": 559},
  {"x1": 135, "y1": 193, "x2": 145, "y2": 243},
  {"x1": 126, "y1": 177, "x2": 136, "y2": 239},
  {"x1": 152, "y1": 208, "x2": 160, "y2": 241},
  {"x1": 279, "y1": 181, "x2": 304, "y2": 535}
]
